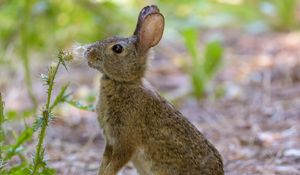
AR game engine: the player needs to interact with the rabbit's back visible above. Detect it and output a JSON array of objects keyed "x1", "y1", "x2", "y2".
[
  {"x1": 98, "y1": 79, "x2": 224, "y2": 175},
  {"x1": 137, "y1": 83, "x2": 223, "y2": 175}
]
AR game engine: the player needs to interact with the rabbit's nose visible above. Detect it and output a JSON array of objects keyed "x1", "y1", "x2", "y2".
[{"x1": 85, "y1": 47, "x2": 98, "y2": 60}]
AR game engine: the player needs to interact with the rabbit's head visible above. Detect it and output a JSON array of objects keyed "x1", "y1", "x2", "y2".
[{"x1": 84, "y1": 5, "x2": 164, "y2": 82}]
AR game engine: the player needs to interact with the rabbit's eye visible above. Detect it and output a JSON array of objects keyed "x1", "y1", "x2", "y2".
[{"x1": 112, "y1": 44, "x2": 123, "y2": 54}]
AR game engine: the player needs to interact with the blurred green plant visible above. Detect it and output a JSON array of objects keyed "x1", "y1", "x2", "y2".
[
  {"x1": 215, "y1": 0, "x2": 299, "y2": 31},
  {"x1": 21, "y1": 0, "x2": 38, "y2": 108},
  {"x1": 0, "y1": 0, "x2": 135, "y2": 54},
  {"x1": 0, "y1": 1, "x2": 298, "y2": 174},
  {"x1": 157, "y1": 0, "x2": 299, "y2": 33},
  {"x1": 272, "y1": 0, "x2": 298, "y2": 30},
  {"x1": 0, "y1": 0, "x2": 137, "y2": 109},
  {"x1": 0, "y1": 93, "x2": 5, "y2": 161},
  {"x1": 0, "y1": 0, "x2": 298, "y2": 62},
  {"x1": 0, "y1": 0, "x2": 136, "y2": 109},
  {"x1": 182, "y1": 28, "x2": 223, "y2": 98}
]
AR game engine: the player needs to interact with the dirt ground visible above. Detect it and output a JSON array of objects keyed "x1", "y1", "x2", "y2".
[{"x1": 2, "y1": 30, "x2": 300, "y2": 175}]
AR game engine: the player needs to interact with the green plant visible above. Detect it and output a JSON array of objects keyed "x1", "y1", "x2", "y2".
[
  {"x1": 182, "y1": 28, "x2": 223, "y2": 98},
  {"x1": 273, "y1": 0, "x2": 297, "y2": 30},
  {"x1": 0, "y1": 93, "x2": 5, "y2": 161},
  {"x1": 0, "y1": 93, "x2": 35, "y2": 175},
  {"x1": 20, "y1": 0, "x2": 37, "y2": 108},
  {"x1": 0, "y1": 52, "x2": 70, "y2": 175},
  {"x1": 1, "y1": 1, "x2": 138, "y2": 110},
  {"x1": 31, "y1": 52, "x2": 70, "y2": 175}
]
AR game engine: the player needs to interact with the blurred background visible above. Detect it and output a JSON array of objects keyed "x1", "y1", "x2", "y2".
[{"x1": 1, "y1": 0, "x2": 300, "y2": 174}]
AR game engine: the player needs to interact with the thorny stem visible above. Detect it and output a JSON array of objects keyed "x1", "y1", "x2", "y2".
[
  {"x1": 46, "y1": 61, "x2": 61, "y2": 110},
  {"x1": 32, "y1": 110, "x2": 48, "y2": 175},
  {"x1": 32, "y1": 58, "x2": 62, "y2": 174}
]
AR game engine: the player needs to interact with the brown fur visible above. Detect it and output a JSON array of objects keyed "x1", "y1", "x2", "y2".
[{"x1": 84, "y1": 5, "x2": 224, "y2": 175}]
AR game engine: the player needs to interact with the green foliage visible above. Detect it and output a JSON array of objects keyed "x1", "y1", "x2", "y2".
[
  {"x1": 156, "y1": 0, "x2": 299, "y2": 32},
  {"x1": 49, "y1": 83, "x2": 70, "y2": 111},
  {"x1": 5, "y1": 109, "x2": 35, "y2": 121},
  {"x1": 65, "y1": 99, "x2": 95, "y2": 112},
  {"x1": 0, "y1": 1, "x2": 135, "y2": 55},
  {"x1": 0, "y1": 1, "x2": 298, "y2": 173},
  {"x1": 0, "y1": 93, "x2": 5, "y2": 160},
  {"x1": 182, "y1": 28, "x2": 223, "y2": 98},
  {"x1": 31, "y1": 52, "x2": 69, "y2": 175},
  {"x1": 20, "y1": 0, "x2": 37, "y2": 108},
  {"x1": 218, "y1": 0, "x2": 299, "y2": 31},
  {"x1": 0, "y1": 0, "x2": 136, "y2": 108},
  {"x1": 4, "y1": 127, "x2": 33, "y2": 161},
  {"x1": 204, "y1": 41, "x2": 223, "y2": 78},
  {"x1": 0, "y1": 52, "x2": 72, "y2": 175},
  {"x1": 273, "y1": 0, "x2": 298, "y2": 30},
  {"x1": 0, "y1": 96, "x2": 35, "y2": 174},
  {"x1": 0, "y1": 0, "x2": 298, "y2": 66}
]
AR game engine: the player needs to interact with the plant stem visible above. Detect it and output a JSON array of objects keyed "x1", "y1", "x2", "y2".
[
  {"x1": 32, "y1": 59, "x2": 62, "y2": 174},
  {"x1": 20, "y1": 0, "x2": 37, "y2": 108},
  {"x1": 32, "y1": 110, "x2": 49, "y2": 175},
  {"x1": 46, "y1": 61, "x2": 61, "y2": 110}
]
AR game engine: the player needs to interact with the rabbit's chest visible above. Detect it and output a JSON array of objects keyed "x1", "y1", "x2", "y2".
[
  {"x1": 97, "y1": 108, "x2": 118, "y2": 145},
  {"x1": 97, "y1": 97, "x2": 130, "y2": 144},
  {"x1": 97, "y1": 106, "x2": 113, "y2": 139}
]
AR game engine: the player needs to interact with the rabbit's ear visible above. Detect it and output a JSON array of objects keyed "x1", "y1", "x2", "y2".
[
  {"x1": 134, "y1": 5, "x2": 160, "y2": 36},
  {"x1": 137, "y1": 13, "x2": 164, "y2": 53},
  {"x1": 134, "y1": 5, "x2": 164, "y2": 54}
]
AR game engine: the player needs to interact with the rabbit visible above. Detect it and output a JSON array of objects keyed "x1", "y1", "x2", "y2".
[{"x1": 84, "y1": 5, "x2": 224, "y2": 175}]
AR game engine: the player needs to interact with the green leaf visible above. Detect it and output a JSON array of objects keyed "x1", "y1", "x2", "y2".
[
  {"x1": 9, "y1": 167, "x2": 31, "y2": 175},
  {"x1": 182, "y1": 28, "x2": 199, "y2": 60},
  {"x1": 49, "y1": 83, "x2": 70, "y2": 111},
  {"x1": 5, "y1": 110, "x2": 17, "y2": 120},
  {"x1": 65, "y1": 99, "x2": 95, "y2": 111},
  {"x1": 14, "y1": 127, "x2": 33, "y2": 148},
  {"x1": 33, "y1": 116, "x2": 43, "y2": 132},
  {"x1": 5, "y1": 127, "x2": 33, "y2": 160},
  {"x1": 191, "y1": 71, "x2": 206, "y2": 98},
  {"x1": 4, "y1": 109, "x2": 35, "y2": 121},
  {"x1": 274, "y1": 0, "x2": 297, "y2": 29},
  {"x1": 86, "y1": 93, "x2": 96, "y2": 103},
  {"x1": 6, "y1": 162, "x2": 31, "y2": 175},
  {"x1": 40, "y1": 74, "x2": 49, "y2": 85},
  {"x1": 41, "y1": 167, "x2": 56, "y2": 175},
  {"x1": 203, "y1": 41, "x2": 223, "y2": 77}
]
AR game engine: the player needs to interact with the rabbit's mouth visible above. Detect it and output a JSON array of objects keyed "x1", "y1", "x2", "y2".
[
  {"x1": 87, "y1": 60, "x2": 104, "y2": 73},
  {"x1": 87, "y1": 61, "x2": 96, "y2": 68},
  {"x1": 87, "y1": 61, "x2": 98, "y2": 68},
  {"x1": 84, "y1": 46, "x2": 104, "y2": 71}
]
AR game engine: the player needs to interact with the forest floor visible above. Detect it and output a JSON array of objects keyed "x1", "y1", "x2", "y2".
[{"x1": 2, "y1": 30, "x2": 300, "y2": 175}]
